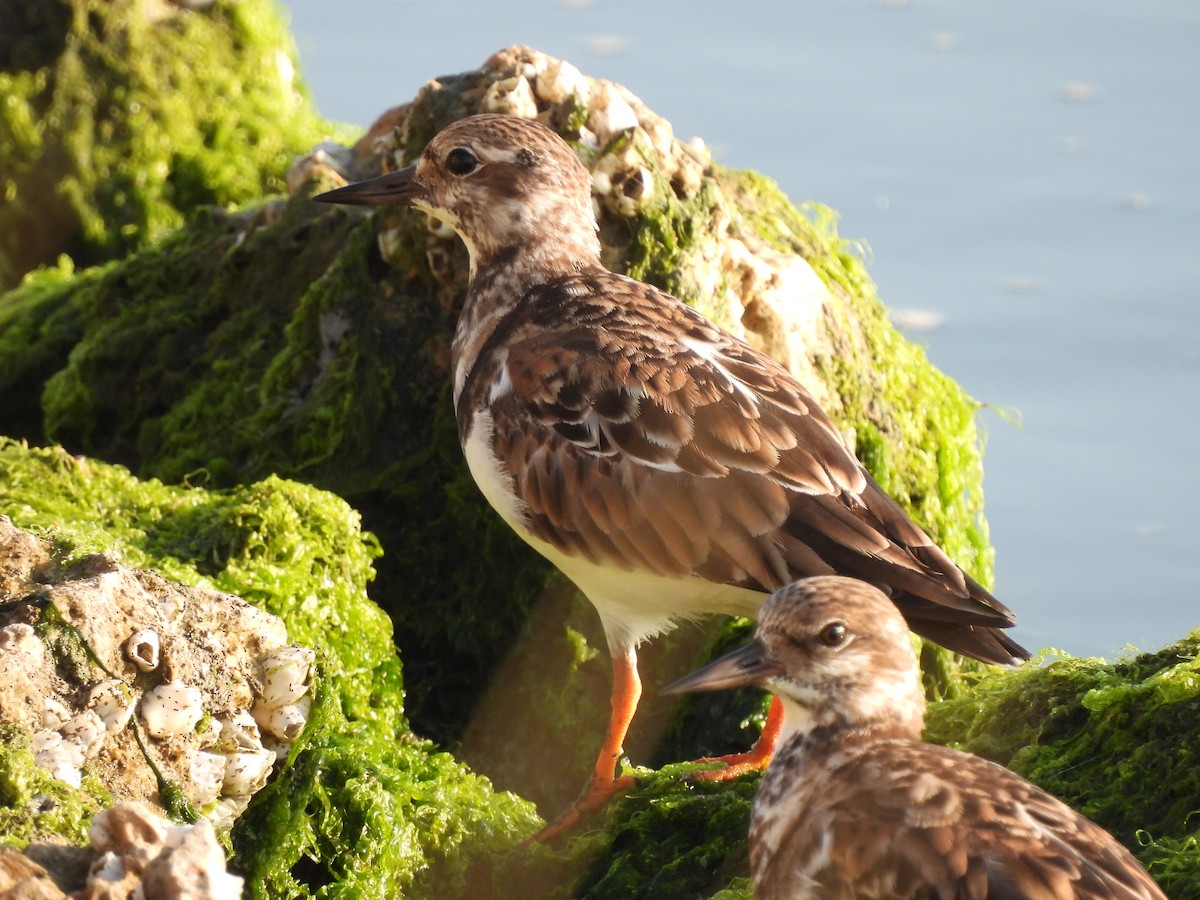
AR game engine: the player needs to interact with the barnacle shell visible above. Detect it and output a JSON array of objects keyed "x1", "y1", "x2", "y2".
[
  {"x1": 139, "y1": 682, "x2": 204, "y2": 739},
  {"x1": 187, "y1": 750, "x2": 227, "y2": 808},
  {"x1": 535, "y1": 58, "x2": 590, "y2": 107},
  {"x1": 259, "y1": 646, "x2": 315, "y2": 708},
  {"x1": 60, "y1": 710, "x2": 107, "y2": 758},
  {"x1": 125, "y1": 628, "x2": 161, "y2": 672},
  {"x1": 33, "y1": 730, "x2": 84, "y2": 787},
  {"x1": 254, "y1": 699, "x2": 308, "y2": 743},
  {"x1": 481, "y1": 75, "x2": 538, "y2": 119},
  {"x1": 0, "y1": 622, "x2": 40, "y2": 655},
  {"x1": 89, "y1": 679, "x2": 137, "y2": 734},
  {"x1": 588, "y1": 82, "x2": 638, "y2": 144},
  {"x1": 42, "y1": 696, "x2": 72, "y2": 730},
  {"x1": 221, "y1": 747, "x2": 275, "y2": 798},
  {"x1": 218, "y1": 709, "x2": 262, "y2": 752}
]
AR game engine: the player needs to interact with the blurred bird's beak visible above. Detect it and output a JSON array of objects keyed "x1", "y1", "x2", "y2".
[
  {"x1": 314, "y1": 164, "x2": 425, "y2": 207},
  {"x1": 661, "y1": 638, "x2": 784, "y2": 695}
]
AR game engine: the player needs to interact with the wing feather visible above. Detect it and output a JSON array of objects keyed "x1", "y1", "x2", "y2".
[{"x1": 470, "y1": 269, "x2": 1024, "y2": 659}]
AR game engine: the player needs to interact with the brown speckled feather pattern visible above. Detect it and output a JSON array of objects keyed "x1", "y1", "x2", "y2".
[
  {"x1": 753, "y1": 736, "x2": 1166, "y2": 900},
  {"x1": 321, "y1": 113, "x2": 1026, "y2": 664},
  {"x1": 458, "y1": 265, "x2": 1021, "y2": 659},
  {"x1": 668, "y1": 578, "x2": 1165, "y2": 900}
]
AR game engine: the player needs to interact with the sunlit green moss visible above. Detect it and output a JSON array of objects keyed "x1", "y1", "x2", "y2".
[
  {"x1": 0, "y1": 0, "x2": 355, "y2": 290},
  {"x1": 0, "y1": 440, "x2": 540, "y2": 894},
  {"x1": 927, "y1": 639, "x2": 1200, "y2": 898},
  {"x1": 0, "y1": 727, "x2": 111, "y2": 848}
]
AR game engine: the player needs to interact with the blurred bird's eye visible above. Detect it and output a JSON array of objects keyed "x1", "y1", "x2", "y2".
[
  {"x1": 819, "y1": 622, "x2": 848, "y2": 647},
  {"x1": 446, "y1": 148, "x2": 478, "y2": 176}
]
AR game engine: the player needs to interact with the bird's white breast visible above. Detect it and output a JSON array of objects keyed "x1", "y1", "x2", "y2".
[{"x1": 461, "y1": 408, "x2": 766, "y2": 651}]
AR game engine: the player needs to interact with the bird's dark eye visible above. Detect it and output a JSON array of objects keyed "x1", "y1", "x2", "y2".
[
  {"x1": 819, "y1": 622, "x2": 848, "y2": 647},
  {"x1": 446, "y1": 147, "x2": 478, "y2": 176}
]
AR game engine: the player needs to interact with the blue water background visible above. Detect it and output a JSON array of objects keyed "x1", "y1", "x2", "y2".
[{"x1": 280, "y1": 0, "x2": 1200, "y2": 658}]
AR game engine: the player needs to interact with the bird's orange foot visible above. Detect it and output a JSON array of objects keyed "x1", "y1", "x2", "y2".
[
  {"x1": 523, "y1": 771, "x2": 638, "y2": 844},
  {"x1": 690, "y1": 694, "x2": 786, "y2": 782},
  {"x1": 688, "y1": 748, "x2": 771, "y2": 782}
]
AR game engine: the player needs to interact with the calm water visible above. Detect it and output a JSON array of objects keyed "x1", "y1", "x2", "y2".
[{"x1": 281, "y1": 0, "x2": 1200, "y2": 658}]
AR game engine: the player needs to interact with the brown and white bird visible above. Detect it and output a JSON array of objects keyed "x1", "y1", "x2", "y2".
[
  {"x1": 316, "y1": 113, "x2": 1028, "y2": 838},
  {"x1": 664, "y1": 576, "x2": 1165, "y2": 900}
]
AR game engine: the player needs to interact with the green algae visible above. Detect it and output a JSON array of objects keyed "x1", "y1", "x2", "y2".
[
  {"x1": 0, "y1": 726, "x2": 111, "y2": 848},
  {"x1": 0, "y1": 440, "x2": 540, "y2": 894},
  {"x1": 574, "y1": 766, "x2": 756, "y2": 900},
  {"x1": 926, "y1": 640, "x2": 1200, "y2": 898},
  {"x1": 0, "y1": 0, "x2": 354, "y2": 291}
]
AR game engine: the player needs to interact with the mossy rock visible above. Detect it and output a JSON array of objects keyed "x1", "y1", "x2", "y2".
[
  {"x1": 927, "y1": 643, "x2": 1200, "y2": 897},
  {"x1": 0, "y1": 46, "x2": 996, "y2": 757},
  {"x1": 0, "y1": 0, "x2": 352, "y2": 291},
  {"x1": 0, "y1": 440, "x2": 540, "y2": 896}
]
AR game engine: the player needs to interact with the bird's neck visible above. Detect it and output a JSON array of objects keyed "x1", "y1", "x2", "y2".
[
  {"x1": 777, "y1": 689, "x2": 925, "y2": 758},
  {"x1": 450, "y1": 241, "x2": 603, "y2": 406}
]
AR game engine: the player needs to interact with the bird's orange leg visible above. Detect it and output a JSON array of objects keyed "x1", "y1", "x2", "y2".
[
  {"x1": 526, "y1": 646, "x2": 641, "y2": 843},
  {"x1": 691, "y1": 694, "x2": 784, "y2": 781}
]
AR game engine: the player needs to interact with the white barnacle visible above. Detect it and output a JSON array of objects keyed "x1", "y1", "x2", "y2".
[
  {"x1": 42, "y1": 696, "x2": 72, "y2": 730},
  {"x1": 258, "y1": 646, "x2": 315, "y2": 708},
  {"x1": 481, "y1": 75, "x2": 538, "y2": 119},
  {"x1": 535, "y1": 58, "x2": 591, "y2": 107},
  {"x1": 587, "y1": 82, "x2": 639, "y2": 145},
  {"x1": 208, "y1": 796, "x2": 250, "y2": 831},
  {"x1": 253, "y1": 699, "x2": 308, "y2": 743},
  {"x1": 60, "y1": 710, "x2": 107, "y2": 758},
  {"x1": 612, "y1": 166, "x2": 655, "y2": 217},
  {"x1": 221, "y1": 747, "x2": 276, "y2": 798},
  {"x1": 139, "y1": 682, "x2": 204, "y2": 739},
  {"x1": 187, "y1": 749, "x2": 227, "y2": 807},
  {"x1": 88, "y1": 679, "x2": 137, "y2": 734},
  {"x1": 33, "y1": 730, "x2": 83, "y2": 787},
  {"x1": 125, "y1": 628, "x2": 160, "y2": 672},
  {"x1": 219, "y1": 709, "x2": 263, "y2": 753},
  {"x1": 0, "y1": 622, "x2": 39, "y2": 654}
]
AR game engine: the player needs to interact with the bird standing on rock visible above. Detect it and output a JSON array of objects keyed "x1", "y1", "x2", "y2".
[
  {"x1": 316, "y1": 113, "x2": 1028, "y2": 840},
  {"x1": 664, "y1": 576, "x2": 1165, "y2": 900}
]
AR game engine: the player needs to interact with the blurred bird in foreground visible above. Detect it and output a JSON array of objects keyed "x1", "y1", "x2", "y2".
[{"x1": 664, "y1": 576, "x2": 1165, "y2": 900}]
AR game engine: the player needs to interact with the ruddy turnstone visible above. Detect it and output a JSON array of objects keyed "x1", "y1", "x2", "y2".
[
  {"x1": 316, "y1": 113, "x2": 1028, "y2": 839},
  {"x1": 664, "y1": 577, "x2": 1165, "y2": 900}
]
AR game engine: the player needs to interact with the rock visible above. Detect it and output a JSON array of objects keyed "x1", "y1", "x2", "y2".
[
  {"x1": 0, "y1": 515, "x2": 312, "y2": 825},
  {"x1": 3, "y1": 802, "x2": 243, "y2": 899},
  {"x1": 0, "y1": 442, "x2": 539, "y2": 898},
  {"x1": 0, "y1": 0, "x2": 349, "y2": 292}
]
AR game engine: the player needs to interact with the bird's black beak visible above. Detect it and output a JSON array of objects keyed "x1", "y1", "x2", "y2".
[
  {"x1": 314, "y1": 164, "x2": 425, "y2": 207},
  {"x1": 661, "y1": 638, "x2": 784, "y2": 695}
]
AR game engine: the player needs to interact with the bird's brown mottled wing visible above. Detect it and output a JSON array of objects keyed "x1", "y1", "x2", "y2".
[
  {"x1": 763, "y1": 742, "x2": 1166, "y2": 900},
  {"x1": 478, "y1": 269, "x2": 1021, "y2": 656}
]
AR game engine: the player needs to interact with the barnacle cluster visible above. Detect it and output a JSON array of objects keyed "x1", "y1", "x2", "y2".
[{"x1": 0, "y1": 516, "x2": 315, "y2": 827}]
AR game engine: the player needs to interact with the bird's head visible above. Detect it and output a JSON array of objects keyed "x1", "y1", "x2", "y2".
[
  {"x1": 663, "y1": 576, "x2": 926, "y2": 741},
  {"x1": 316, "y1": 114, "x2": 601, "y2": 276}
]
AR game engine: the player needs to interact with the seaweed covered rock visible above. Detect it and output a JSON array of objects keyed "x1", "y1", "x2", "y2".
[
  {"x1": 926, "y1": 644, "x2": 1200, "y2": 897},
  {"x1": 0, "y1": 0, "x2": 350, "y2": 291},
  {"x1": 0, "y1": 36, "x2": 1192, "y2": 898},
  {"x1": 0, "y1": 513, "x2": 314, "y2": 829},
  {"x1": 0, "y1": 441, "x2": 538, "y2": 897}
]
